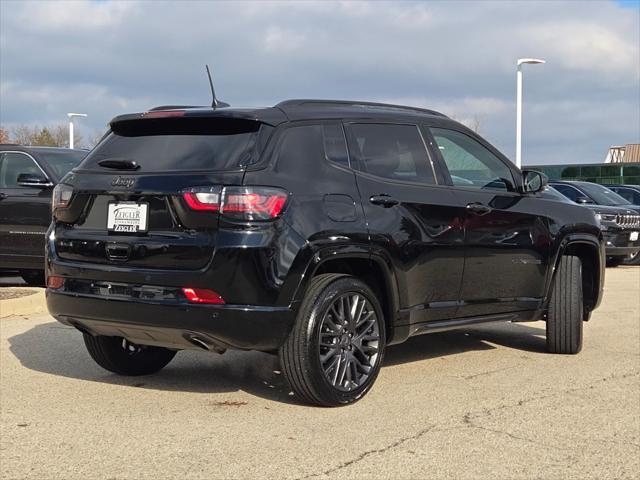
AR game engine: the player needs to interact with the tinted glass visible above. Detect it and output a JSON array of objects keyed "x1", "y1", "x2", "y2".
[
  {"x1": 543, "y1": 186, "x2": 573, "y2": 203},
  {"x1": 576, "y1": 182, "x2": 628, "y2": 206},
  {"x1": 431, "y1": 128, "x2": 515, "y2": 191},
  {"x1": 0, "y1": 152, "x2": 43, "y2": 188},
  {"x1": 321, "y1": 124, "x2": 349, "y2": 167},
  {"x1": 81, "y1": 118, "x2": 263, "y2": 172},
  {"x1": 277, "y1": 123, "x2": 349, "y2": 167},
  {"x1": 35, "y1": 150, "x2": 86, "y2": 179},
  {"x1": 349, "y1": 124, "x2": 435, "y2": 184},
  {"x1": 611, "y1": 187, "x2": 640, "y2": 204},
  {"x1": 551, "y1": 184, "x2": 581, "y2": 202}
]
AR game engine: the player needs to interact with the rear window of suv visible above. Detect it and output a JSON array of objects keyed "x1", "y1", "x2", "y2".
[{"x1": 80, "y1": 117, "x2": 268, "y2": 172}]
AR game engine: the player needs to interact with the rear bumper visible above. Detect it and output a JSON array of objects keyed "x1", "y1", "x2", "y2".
[
  {"x1": 603, "y1": 231, "x2": 640, "y2": 257},
  {"x1": 47, "y1": 290, "x2": 295, "y2": 352}
]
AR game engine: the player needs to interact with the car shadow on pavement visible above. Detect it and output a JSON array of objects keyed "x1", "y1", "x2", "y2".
[
  {"x1": 384, "y1": 321, "x2": 547, "y2": 366},
  {"x1": 8, "y1": 320, "x2": 547, "y2": 404}
]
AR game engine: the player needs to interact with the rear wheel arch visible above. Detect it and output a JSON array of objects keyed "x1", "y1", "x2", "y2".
[{"x1": 304, "y1": 255, "x2": 400, "y2": 344}]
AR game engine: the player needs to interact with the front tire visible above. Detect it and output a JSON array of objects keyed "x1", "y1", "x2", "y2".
[
  {"x1": 279, "y1": 274, "x2": 386, "y2": 407},
  {"x1": 546, "y1": 255, "x2": 583, "y2": 354},
  {"x1": 83, "y1": 334, "x2": 176, "y2": 376}
]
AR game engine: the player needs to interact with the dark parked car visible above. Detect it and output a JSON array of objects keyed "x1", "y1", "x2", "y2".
[
  {"x1": 605, "y1": 186, "x2": 640, "y2": 264},
  {"x1": 606, "y1": 184, "x2": 640, "y2": 206},
  {"x1": 46, "y1": 100, "x2": 604, "y2": 406},
  {"x1": 549, "y1": 180, "x2": 640, "y2": 266},
  {"x1": 0, "y1": 145, "x2": 87, "y2": 284},
  {"x1": 549, "y1": 180, "x2": 640, "y2": 212}
]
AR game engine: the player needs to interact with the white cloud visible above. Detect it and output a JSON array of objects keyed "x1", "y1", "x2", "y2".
[
  {"x1": 263, "y1": 26, "x2": 307, "y2": 53},
  {"x1": 13, "y1": 0, "x2": 134, "y2": 31},
  {"x1": 0, "y1": 0, "x2": 638, "y2": 163},
  {"x1": 524, "y1": 21, "x2": 640, "y2": 82}
]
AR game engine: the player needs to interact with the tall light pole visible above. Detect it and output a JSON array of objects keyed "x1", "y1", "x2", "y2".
[
  {"x1": 516, "y1": 58, "x2": 545, "y2": 169},
  {"x1": 67, "y1": 113, "x2": 87, "y2": 149}
]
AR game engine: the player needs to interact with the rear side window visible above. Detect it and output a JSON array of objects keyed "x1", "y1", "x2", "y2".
[
  {"x1": 613, "y1": 187, "x2": 640, "y2": 204},
  {"x1": 348, "y1": 124, "x2": 435, "y2": 184},
  {"x1": 430, "y1": 128, "x2": 515, "y2": 191},
  {"x1": 276, "y1": 123, "x2": 349, "y2": 167},
  {"x1": 80, "y1": 118, "x2": 265, "y2": 172},
  {"x1": 35, "y1": 150, "x2": 86, "y2": 179}
]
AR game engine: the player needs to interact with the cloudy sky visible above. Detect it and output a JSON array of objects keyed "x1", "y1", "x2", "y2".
[{"x1": 1, "y1": 0, "x2": 638, "y2": 165}]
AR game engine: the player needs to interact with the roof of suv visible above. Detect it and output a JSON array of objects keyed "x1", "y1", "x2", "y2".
[
  {"x1": 0, "y1": 144, "x2": 86, "y2": 154},
  {"x1": 549, "y1": 180, "x2": 594, "y2": 187},
  {"x1": 111, "y1": 99, "x2": 451, "y2": 128}
]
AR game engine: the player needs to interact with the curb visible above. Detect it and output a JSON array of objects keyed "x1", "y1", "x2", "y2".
[{"x1": 0, "y1": 288, "x2": 47, "y2": 318}]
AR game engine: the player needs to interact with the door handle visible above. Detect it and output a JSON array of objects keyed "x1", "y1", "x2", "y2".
[
  {"x1": 370, "y1": 195, "x2": 399, "y2": 208},
  {"x1": 466, "y1": 202, "x2": 492, "y2": 215}
]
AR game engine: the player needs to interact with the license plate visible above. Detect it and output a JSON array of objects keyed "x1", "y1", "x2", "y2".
[
  {"x1": 631, "y1": 231, "x2": 639, "y2": 241},
  {"x1": 107, "y1": 202, "x2": 148, "y2": 232}
]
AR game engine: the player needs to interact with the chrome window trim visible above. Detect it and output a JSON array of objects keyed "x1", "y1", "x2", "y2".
[{"x1": 0, "y1": 150, "x2": 53, "y2": 187}]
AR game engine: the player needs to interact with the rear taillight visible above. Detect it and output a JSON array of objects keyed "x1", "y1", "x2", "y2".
[
  {"x1": 182, "y1": 287, "x2": 225, "y2": 304},
  {"x1": 183, "y1": 189, "x2": 221, "y2": 212},
  {"x1": 182, "y1": 186, "x2": 288, "y2": 220},
  {"x1": 52, "y1": 184, "x2": 74, "y2": 211}
]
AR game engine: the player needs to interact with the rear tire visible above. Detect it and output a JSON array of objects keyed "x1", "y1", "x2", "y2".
[
  {"x1": 279, "y1": 274, "x2": 386, "y2": 407},
  {"x1": 20, "y1": 270, "x2": 45, "y2": 287},
  {"x1": 622, "y1": 251, "x2": 640, "y2": 265},
  {"x1": 83, "y1": 334, "x2": 176, "y2": 376},
  {"x1": 546, "y1": 255, "x2": 583, "y2": 354}
]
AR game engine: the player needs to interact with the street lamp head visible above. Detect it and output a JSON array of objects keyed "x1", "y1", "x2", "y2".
[
  {"x1": 517, "y1": 58, "x2": 546, "y2": 66},
  {"x1": 67, "y1": 113, "x2": 88, "y2": 119}
]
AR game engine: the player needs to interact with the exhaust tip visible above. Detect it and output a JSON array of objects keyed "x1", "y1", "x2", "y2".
[{"x1": 183, "y1": 333, "x2": 226, "y2": 354}]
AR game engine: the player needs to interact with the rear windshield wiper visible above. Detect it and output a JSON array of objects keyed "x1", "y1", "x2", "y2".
[{"x1": 97, "y1": 158, "x2": 140, "y2": 171}]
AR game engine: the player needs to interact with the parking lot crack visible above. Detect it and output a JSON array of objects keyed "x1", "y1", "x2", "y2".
[
  {"x1": 296, "y1": 424, "x2": 437, "y2": 479},
  {"x1": 462, "y1": 412, "x2": 563, "y2": 450}
]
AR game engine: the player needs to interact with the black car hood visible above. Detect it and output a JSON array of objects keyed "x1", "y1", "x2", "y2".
[{"x1": 581, "y1": 204, "x2": 639, "y2": 215}]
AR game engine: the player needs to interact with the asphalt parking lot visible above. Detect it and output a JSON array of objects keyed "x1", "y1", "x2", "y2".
[{"x1": 1, "y1": 267, "x2": 639, "y2": 480}]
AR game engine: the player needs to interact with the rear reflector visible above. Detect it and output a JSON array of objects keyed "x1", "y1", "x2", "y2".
[
  {"x1": 182, "y1": 287, "x2": 225, "y2": 304},
  {"x1": 47, "y1": 276, "x2": 65, "y2": 289}
]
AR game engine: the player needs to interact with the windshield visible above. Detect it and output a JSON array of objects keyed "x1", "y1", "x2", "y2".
[
  {"x1": 79, "y1": 117, "x2": 264, "y2": 173},
  {"x1": 543, "y1": 186, "x2": 573, "y2": 203},
  {"x1": 578, "y1": 182, "x2": 630, "y2": 206},
  {"x1": 37, "y1": 150, "x2": 87, "y2": 179}
]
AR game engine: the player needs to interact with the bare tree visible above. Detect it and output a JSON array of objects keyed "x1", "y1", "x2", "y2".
[
  {"x1": 3, "y1": 124, "x2": 82, "y2": 147},
  {"x1": 448, "y1": 114, "x2": 481, "y2": 134},
  {"x1": 0, "y1": 127, "x2": 9, "y2": 144}
]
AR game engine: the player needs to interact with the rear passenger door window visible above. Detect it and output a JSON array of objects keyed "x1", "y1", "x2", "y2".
[
  {"x1": 347, "y1": 124, "x2": 436, "y2": 185},
  {"x1": 430, "y1": 128, "x2": 515, "y2": 192}
]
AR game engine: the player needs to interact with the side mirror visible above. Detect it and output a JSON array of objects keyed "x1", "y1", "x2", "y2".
[
  {"x1": 17, "y1": 173, "x2": 53, "y2": 188},
  {"x1": 521, "y1": 170, "x2": 548, "y2": 193},
  {"x1": 576, "y1": 196, "x2": 593, "y2": 204}
]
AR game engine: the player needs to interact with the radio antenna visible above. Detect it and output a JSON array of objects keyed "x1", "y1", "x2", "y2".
[{"x1": 205, "y1": 65, "x2": 229, "y2": 109}]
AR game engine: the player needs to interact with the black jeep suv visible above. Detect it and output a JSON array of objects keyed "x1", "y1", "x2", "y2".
[
  {"x1": 0, "y1": 145, "x2": 87, "y2": 284},
  {"x1": 46, "y1": 100, "x2": 604, "y2": 406}
]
